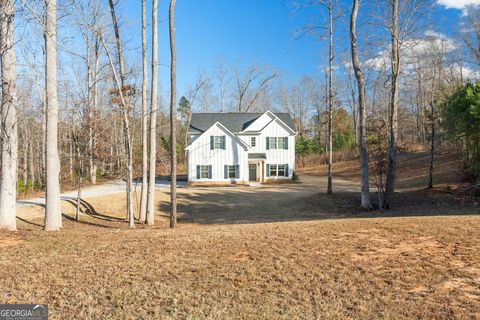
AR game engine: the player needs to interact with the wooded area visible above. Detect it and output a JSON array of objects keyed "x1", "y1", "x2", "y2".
[{"x1": 0, "y1": 0, "x2": 479, "y2": 231}]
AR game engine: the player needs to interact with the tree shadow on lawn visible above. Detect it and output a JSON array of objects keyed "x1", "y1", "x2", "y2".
[
  {"x1": 158, "y1": 185, "x2": 480, "y2": 225},
  {"x1": 61, "y1": 197, "x2": 125, "y2": 222},
  {"x1": 16, "y1": 197, "x2": 124, "y2": 230}
]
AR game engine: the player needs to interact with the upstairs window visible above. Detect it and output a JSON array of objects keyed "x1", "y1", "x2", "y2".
[
  {"x1": 266, "y1": 137, "x2": 288, "y2": 150},
  {"x1": 251, "y1": 137, "x2": 256, "y2": 147},
  {"x1": 210, "y1": 136, "x2": 226, "y2": 150},
  {"x1": 269, "y1": 137, "x2": 277, "y2": 149}
]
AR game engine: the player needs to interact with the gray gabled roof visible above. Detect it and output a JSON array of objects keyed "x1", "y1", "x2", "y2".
[{"x1": 188, "y1": 112, "x2": 296, "y2": 134}]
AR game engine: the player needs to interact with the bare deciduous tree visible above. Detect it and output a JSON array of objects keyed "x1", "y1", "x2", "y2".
[
  {"x1": 44, "y1": 0, "x2": 62, "y2": 231},
  {"x1": 463, "y1": 8, "x2": 480, "y2": 67},
  {"x1": 107, "y1": 0, "x2": 134, "y2": 228},
  {"x1": 215, "y1": 60, "x2": 231, "y2": 113},
  {"x1": 235, "y1": 64, "x2": 276, "y2": 112},
  {"x1": 183, "y1": 72, "x2": 209, "y2": 149},
  {"x1": 147, "y1": 0, "x2": 159, "y2": 226},
  {"x1": 169, "y1": 0, "x2": 177, "y2": 229},
  {"x1": 350, "y1": 0, "x2": 371, "y2": 209},
  {"x1": 383, "y1": 0, "x2": 399, "y2": 209},
  {"x1": 139, "y1": 0, "x2": 148, "y2": 222},
  {"x1": 326, "y1": 0, "x2": 334, "y2": 195},
  {"x1": 0, "y1": 0, "x2": 18, "y2": 231}
]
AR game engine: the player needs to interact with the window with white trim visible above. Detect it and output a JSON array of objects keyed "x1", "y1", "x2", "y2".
[
  {"x1": 269, "y1": 137, "x2": 277, "y2": 149},
  {"x1": 267, "y1": 137, "x2": 288, "y2": 150},
  {"x1": 214, "y1": 136, "x2": 224, "y2": 149},
  {"x1": 251, "y1": 137, "x2": 256, "y2": 147},
  {"x1": 200, "y1": 165, "x2": 209, "y2": 179},
  {"x1": 268, "y1": 164, "x2": 288, "y2": 177},
  {"x1": 270, "y1": 164, "x2": 277, "y2": 176},
  {"x1": 228, "y1": 165, "x2": 237, "y2": 178}
]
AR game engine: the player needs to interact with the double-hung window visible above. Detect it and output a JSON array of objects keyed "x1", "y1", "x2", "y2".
[
  {"x1": 200, "y1": 165, "x2": 210, "y2": 179},
  {"x1": 224, "y1": 165, "x2": 239, "y2": 179},
  {"x1": 267, "y1": 137, "x2": 287, "y2": 150},
  {"x1": 251, "y1": 137, "x2": 256, "y2": 147},
  {"x1": 269, "y1": 137, "x2": 277, "y2": 149},
  {"x1": 214, "y1": 136, "x2": 224, "y2": 149},
  {"x1": 267, "y1": 164, "x2": 288, "y2": 177},
  {"x1": 270, "y1": 164, "x2": 277, "y2": 176},
  {"x1": 228, "y1": 165, "x2": 237, "y2": 178}
]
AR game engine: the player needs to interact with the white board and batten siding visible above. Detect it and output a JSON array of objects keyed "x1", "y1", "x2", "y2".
[
  {"x1": 261, "y1": 119, "x2": 295, "y2": 180},
  {"x1": 238, "y1": 118, "x2": 295, "y2": 180},
  {"x1": 187, "y1": 123, "x2": 249, "y2": 183}
]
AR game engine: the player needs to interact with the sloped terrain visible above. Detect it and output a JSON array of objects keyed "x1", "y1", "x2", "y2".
[{"x1": 2, "y1": 151, "x2": 479, "y2": 319}]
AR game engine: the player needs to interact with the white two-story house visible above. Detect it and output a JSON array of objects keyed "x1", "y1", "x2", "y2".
[{"x1": 186, "y1": 110, "x2": 297, "y2": 185}]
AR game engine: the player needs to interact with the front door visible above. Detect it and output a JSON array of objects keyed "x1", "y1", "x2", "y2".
[{"x1": 249, "y1": 164, "x2": 257, "y2": 181}]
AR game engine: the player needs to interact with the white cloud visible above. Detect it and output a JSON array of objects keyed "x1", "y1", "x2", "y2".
[
  {"x1": 449, "y1": 63, "x2": 480, "y2": 80},
  {"x1": 364, "y1": 31, "x2": 457, "y2": 71},
  {"x1": 436, "y1": 0, "x2": 480, "y2": 9}
]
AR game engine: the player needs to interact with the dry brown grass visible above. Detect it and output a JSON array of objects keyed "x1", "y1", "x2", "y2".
[
  {"x1": 299, "y1": 151, "x2": 464, "y2": 190},
  {"x1": 3, "y1": 151, "x2": 480, "y2": 319},
  {"x1": 1, "y1": 216, "x2": 479, "y2": 319}
]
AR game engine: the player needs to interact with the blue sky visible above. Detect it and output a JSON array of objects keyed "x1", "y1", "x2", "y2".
[{"x1": 118, "y1": 0, "x2": 470, "y2": 98}]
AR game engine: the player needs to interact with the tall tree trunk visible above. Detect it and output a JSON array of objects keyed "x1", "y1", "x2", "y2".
[
  {"x1": 147, "y1": 0, "x2": 159, "y2": 226},
  {"x1": 41, "y1": 97, "x2": 46, "y2": 186},
  {"x1": 29, "y1": 135, "x2": 35, "y2": 187},
  {"x1": 44, "y1": 0, "x2": 62, "y2": 231},
  {"x1": 89, "y1": 39, "x2": 100, "y2": 185},
  {"x1": 326, "y1": 0, "x2": 334, "y2": 194},
  {"x1": 169, "y1": 0, "x2": 177, "y2": 229},
  {"x1": 350, "y1": 0, "x2": 371, "y2": 209},
  {"x1": 107, "y1": 0, "x2": 134, "y2": 228},
  {"x1": 428, "y1": 102, "x2": 435, "y2": 189},
  {"x1": 383, "y1": 0, "x2": 399, "y2": 209},
  {"x1": 138, "y1": 0, "x2": 148, "y2": 222},
  {"x1": 0, "y1": 0, "x2": 18, "y2": 231},
  {"x1": 23, "y1": 135, "x2": 28, "y2": 187},
  {"x1": 75, "y1": 135, "x2": 83, "y2": 222},
  {"x1": 428, "y1": 70, "x2": 436, "y2": 189},
  {"x1": 139, "y1": 0, "x2": 148, "y2": 223},
  {"x1": 68, "y1": 117, "x2": 74, "y2": 183}
]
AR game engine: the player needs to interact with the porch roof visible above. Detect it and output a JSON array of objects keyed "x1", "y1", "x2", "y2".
[{"x1": 248, "y1": 153, "x2": 266, "y2": 159}]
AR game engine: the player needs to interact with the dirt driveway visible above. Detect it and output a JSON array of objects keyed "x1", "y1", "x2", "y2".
[
  {"x1": 163, "y1": 175, "x2": 361, "y2": 224},
  {"x1": 15, "y1": 175, "x2": 358, "y2": 225},
  {"x1": 15, "y1": 173, "x2": 478, "y2": 228}
]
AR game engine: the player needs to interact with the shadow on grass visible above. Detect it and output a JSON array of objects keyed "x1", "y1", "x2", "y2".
[
  {"x1": 16, "y1": 216, "x2": 43, "y2": 227},
  {"x1": 62, "y1": 197, "x2": 125, "y2": 222},
  {"x1": 17, "y1": 196, "x2": 126, "y2": 229},
  {"x1": 62, "y1": 213, "x2": 117, "y2": 229},
  {"x1": 158, "y1": 183, "x2": 480, "y2": 226}
]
